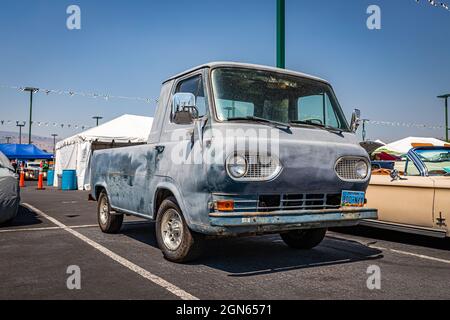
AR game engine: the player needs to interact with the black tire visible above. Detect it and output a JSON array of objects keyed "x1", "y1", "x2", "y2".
[
  {"x1": 97, "y1": 191, "x2": 123, "y2": 234},
  {"x1": 280, "y1": 228, "x2": 327, "y2": 249},
  {"x1": 155, "y1": 197, "x2": 204, "y2": 263}
]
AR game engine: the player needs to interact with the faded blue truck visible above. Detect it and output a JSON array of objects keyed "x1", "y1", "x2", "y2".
[{"x1": 90, "y1": 62, "x2": 377, "y2": 262}]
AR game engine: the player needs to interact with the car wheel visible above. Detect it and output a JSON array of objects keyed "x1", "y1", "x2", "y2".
[
  {"x1": 155, "y1": 197, "x2": 204, "y2": 263},
  {"x1": 280, "y1": 228, "x2": 327, "y2": 249},
  {"x1": 97, "y1": 191, "x2": 123, "y2": 234}
]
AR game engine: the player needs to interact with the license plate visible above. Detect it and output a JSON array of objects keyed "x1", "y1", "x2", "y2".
[{"x1": 341, "y1": 191, "x2": 365, "y2": 207}]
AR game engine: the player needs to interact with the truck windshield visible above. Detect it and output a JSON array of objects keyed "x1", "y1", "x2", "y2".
[{"x1": 211, "y1": 67, "x2": 349, "y2": 131}]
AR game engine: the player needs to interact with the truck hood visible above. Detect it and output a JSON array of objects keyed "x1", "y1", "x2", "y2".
[{"x1": 206, "y1": 123, "x2": 370, "y2": 195}]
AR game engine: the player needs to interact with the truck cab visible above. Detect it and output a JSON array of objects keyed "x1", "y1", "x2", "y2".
[{"x1": 90, "y1": 62, "x2": 377, "y2": 263}]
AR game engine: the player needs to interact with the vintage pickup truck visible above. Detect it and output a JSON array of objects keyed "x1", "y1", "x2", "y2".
[{"x1": 90, "y1": 62, "x2": 377, "y2": 262}]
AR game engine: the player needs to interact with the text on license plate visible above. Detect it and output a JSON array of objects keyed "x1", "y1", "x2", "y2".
[{"x1": 341, "y1": 190, "x2": 365, "y2": 207}]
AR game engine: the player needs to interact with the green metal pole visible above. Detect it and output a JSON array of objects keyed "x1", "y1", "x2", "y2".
[
  {"x1": 276, "y1": 0, "x2": 285, "y2": 69},
  {"x1": 28, "y1": 91, "x2": 33, "y2": 145},
  {"x1": 446, "y1": 98, "x2": 449, "y2": 142}
]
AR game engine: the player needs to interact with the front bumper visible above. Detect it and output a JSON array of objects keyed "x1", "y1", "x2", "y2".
[{"x1": 209, "y1": 207, "x2": 378, "y2": 229}]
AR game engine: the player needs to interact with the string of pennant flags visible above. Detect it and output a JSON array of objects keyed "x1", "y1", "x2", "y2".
[
  {"x1": 368, "y1": 120, "x2": 444, "y2": 130},
  {"x1": 0, "y1": 85, "x2": 155, "y2": 104},
  {"x1": 415, "y1": 0, "x2": 450, "y2": 11},
  {"x1": 0, "y1": 118, "x2": 445, "y2": 132},
  {"x1": 0, "y1": 119, "x2": 91, "y2": 130}
]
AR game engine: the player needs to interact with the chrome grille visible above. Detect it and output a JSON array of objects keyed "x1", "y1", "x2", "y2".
[
  {"x1": 335, "y1": 158, "x2": 366, "y2": 181},
  {"x1": 227, "y1": 193, "x2": 341, "y2": 212},
  {"x1": 242, "y1": 154, "x2": 281, "y2": 180}
]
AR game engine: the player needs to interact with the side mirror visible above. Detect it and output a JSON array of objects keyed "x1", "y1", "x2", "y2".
[
  {"x1": 350, "y1": 109, "x2": 361, "y2": 133},
  {"x1": 172, "y1": 93, "x2": 198, "y2": 125},
  {"x1": 390, "y1": 169, "x2": 408, "y2": 182}
]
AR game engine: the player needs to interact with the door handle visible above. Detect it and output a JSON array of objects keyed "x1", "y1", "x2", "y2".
[{"x1": 155, "y1": 145, "x2": 165, "y2": 154}]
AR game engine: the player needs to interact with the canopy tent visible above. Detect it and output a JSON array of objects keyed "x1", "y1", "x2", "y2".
[
  {"x1": 0, "y1": 144, "x2": 53, "y2": 160},
  {"x1": 372, "y1": 137, "x2": 449, "y2": 158},
  {"x1": 54, "y1": 114, "x2": 153, "y2": 190}
]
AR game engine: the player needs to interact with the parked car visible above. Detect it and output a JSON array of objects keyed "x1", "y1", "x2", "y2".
[
  {"x1": 365, "y1": 146, "x2": 450, "y2": 238},
  {"x1": 89, "y1": 62, "x2": 378, "y2": 262},
  {"x1": 0, "y1": 151, "x2": 20, "y2": 224}
]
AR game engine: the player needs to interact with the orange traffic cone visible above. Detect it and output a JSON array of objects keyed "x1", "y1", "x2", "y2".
[
  {"x1": 19, "y1": 171, "x2": 25, "y2": 188},
  {"x1": 37, "y1": 168, "x2": 45, "y2": 190}
]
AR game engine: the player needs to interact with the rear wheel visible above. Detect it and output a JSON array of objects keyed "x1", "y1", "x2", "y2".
[
  {"x1": 280, "y1": 228, "x2": 327, "y2": 249},
  {"x1": 97, "y1": 191, "x2": 123, "y2": 234},
  {"x1": 155, "y1": 197, "x2": 204, "y2": 263}
]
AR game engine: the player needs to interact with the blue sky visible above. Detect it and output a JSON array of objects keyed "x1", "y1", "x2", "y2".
[{"x1": 0, "y1": 0, "x2": 449, "y2": 142}]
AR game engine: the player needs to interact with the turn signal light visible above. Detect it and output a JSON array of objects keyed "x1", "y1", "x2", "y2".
[{"x1": 216, "y1": 200, "x2": 234, "y2": 212}]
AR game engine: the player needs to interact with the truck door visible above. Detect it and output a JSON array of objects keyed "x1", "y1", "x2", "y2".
[{"x1": 155, "y1": 72, "x2": 209, "y2": 214}]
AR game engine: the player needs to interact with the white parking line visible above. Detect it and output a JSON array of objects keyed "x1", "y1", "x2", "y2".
[
  {"x1": 0, "y1": 221, "x2": 151, "y2": 234},
  {"x1": 23, "y1": 203, "x2": 199, "y2": 301},
  {"x1": 0, "y1": 225, "x2": 97, "y2": 233},
  {"x1": 328, "y1": 233, "x2": 450, "y2": 265},
  {"x1": 370, "y1": 245, "x2": 450, "y2": 265}
]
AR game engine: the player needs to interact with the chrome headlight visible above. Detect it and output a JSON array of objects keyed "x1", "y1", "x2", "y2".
[
  {"x1": 335, "y1": 157, "x2": 370, "y2": 181},
  {"x1": 226, "y1": 153, "x2": 282, "y2": 181},
  {"x1": 226, "y1": 155, "x2": 248, "y2": 178},
  {"x1": 355, "y1": 160, "x2": 369, "y2": 179}
]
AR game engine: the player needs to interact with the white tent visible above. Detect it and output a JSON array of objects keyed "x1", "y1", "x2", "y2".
[
  {"x1": 373, "y1": 137, "x2": 449, "y2": 157},
  {"x1": 54, "y1": 114, "x2": 153, "y2": 190}
]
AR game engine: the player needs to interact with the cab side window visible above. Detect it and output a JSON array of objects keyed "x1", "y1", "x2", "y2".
[{"x1": 175, "y1": 75, "x2": 207, "y2": 118}]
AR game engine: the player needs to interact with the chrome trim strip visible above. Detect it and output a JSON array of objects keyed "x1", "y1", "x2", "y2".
[
  {"x1": 110, "y1": 205, "x2": 152, "y2": 220},
  {"x1": 360, "y1": 219, "x2": 447, "y2": 238}
]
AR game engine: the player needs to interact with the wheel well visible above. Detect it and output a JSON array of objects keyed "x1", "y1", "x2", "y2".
[
  {"x1": 154, "y1": 188, "x2": 175, "y2": 216},
  {"x1": 95, "y1": 186, "x2": 106, "y2": 200}
]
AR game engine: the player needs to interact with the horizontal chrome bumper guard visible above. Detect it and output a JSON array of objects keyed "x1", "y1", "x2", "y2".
[
  {"x1": 210, "y1": 207, "x2": 376, "y2": 218},
  {"x1": 209, "y1": 208, "x2": 378, "y2": 227}
]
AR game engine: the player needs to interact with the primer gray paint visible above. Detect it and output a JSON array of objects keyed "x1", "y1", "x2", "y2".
[{"x1": 90, "y1": 63, "x2": 376, "y2": 236}]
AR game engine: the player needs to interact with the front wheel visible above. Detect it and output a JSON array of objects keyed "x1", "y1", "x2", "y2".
[
  {"x1": 97, "y1": 191, "x2": 123, "y2": 234},
  {"x1": 155, "y1": 197, "x2": 204, "y2": 263},
  {"x1": 280, "y1": 228, "x2": 327, "y2": 250}
]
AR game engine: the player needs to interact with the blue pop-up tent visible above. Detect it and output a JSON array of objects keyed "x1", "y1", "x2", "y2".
[{"x1": 0, "y1": 144, "x2": 53, "y2": 160}]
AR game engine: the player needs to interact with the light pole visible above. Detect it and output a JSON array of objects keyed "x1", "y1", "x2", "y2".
[
  {"x1": 92, "y1": 116, "x2": 103, "y2": 126},
  {"x1": 276, "y1": 0, "x2": 285, "y2": 69},
  {"x1": 51, "y1": 133, "x2": 58, "y2": 156},
  {"x1": 16, "y1": 121, "x2": 25, "y2": 144},
  {"x1": 438, "y1": 94, "x2": 450, "y2": 142},
  {"x1": 24, "y1": 87, "x2": 39, "y2": 145}
]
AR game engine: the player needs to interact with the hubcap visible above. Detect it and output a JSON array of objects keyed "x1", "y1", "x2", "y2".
[
  {"x1": 161, "y1": 209, "x2": 183, "y2": 251},
  {"x1": 99, "y1": 196, "x2": 109, "y2": 225}
]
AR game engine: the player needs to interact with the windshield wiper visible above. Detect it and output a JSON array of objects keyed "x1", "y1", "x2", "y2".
[
  {"x1": 289, "y1": 120, "x2": 343, "y2": 134},
  {"x1": 228, "y1": 116, "x2": 290, "y2": 129}
]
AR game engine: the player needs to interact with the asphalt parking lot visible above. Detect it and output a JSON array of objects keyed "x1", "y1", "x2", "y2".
[{"x1": 1, "y1": 183, "x2": 450, "y2": 300}]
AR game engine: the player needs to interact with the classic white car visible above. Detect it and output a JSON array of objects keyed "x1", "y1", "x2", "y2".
[
  {"x1": 364, "y1": 146, "x2": 449, "y2": 238},
  {"x1": 24, "y1": 161, "x2": 47, "y2": 180}
]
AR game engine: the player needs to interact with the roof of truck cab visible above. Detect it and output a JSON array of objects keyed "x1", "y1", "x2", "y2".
[{"x1": 163, "y1": 62, "x2": 330, "y2": 84}]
